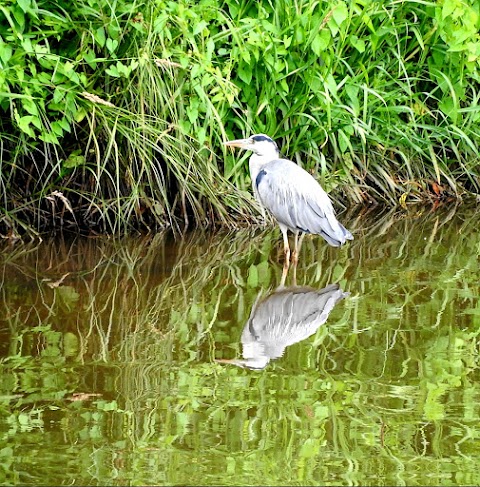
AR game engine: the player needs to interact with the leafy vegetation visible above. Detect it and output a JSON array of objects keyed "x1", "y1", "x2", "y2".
[
  {"x1": 1, "y1": 0, "x2": 480, "y2": 235},
  {"x1": 1, "y1": 207, "x2": 480, "y2": 485}
]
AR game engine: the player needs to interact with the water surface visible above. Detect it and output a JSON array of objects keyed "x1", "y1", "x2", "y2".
[{"x1": 1, "y1": 205, "x2": 479, "y2": 486}]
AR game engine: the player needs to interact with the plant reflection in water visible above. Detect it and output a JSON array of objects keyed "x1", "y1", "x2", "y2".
[{"x1": 216, "y1": 283, "x2": 349, "y2": 370}]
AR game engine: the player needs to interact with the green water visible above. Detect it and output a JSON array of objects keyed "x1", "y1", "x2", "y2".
[{"x1": 1, "y1": 205, "x2": 479, "y2": 486}]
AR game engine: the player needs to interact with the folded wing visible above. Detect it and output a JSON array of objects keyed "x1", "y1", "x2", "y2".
[{"x1": 255, "y1": 159, "x2": 352, "y2": 246}]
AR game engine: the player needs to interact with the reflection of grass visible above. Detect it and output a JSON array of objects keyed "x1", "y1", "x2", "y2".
[{"x1": 0, "y1": 207, "x2": 480, "y2": 485}]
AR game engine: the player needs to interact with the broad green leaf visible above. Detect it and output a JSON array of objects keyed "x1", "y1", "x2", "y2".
[
  {"x1": 106, "y1": 38, "x2": 119, "y2": 54},
  {"x1": 83, "y1": 49, "x2": 97, "y2": 69},
  {"x1": 12, "y1": 5, "x2": 25, "y2": 30},
  {"x1": 0, "y1": 41, "x2": 12, "y2": 65},
  {"x1": 237, "y1": 65, "x2": 252, "y2": 85},
  {"x1": 106, "y1": 65, "x2": 120, "y2": 77},
  {"x1": 442, "y1": 0, "x2": 457, "y2": 20},
  {"x1": 17, "y1": 0, "x2": 31, "y2": 13},
  {"x1": 63, "y1": 151, "x2": 85, "y2": 169},
  {"x1": 21, "y1": 98, "x2": 38, "y2": 116},
  {"x1": 332, "y1": 1, "x2": 349, "y2": 27},
  {"x1": 16, "y1": 115, "x2": 36, "y2": 137},
  {"x1": 350, "y1": 34, "x2": 365, "y2": 53},
  {"x1": 94, "y1": 26, "x2": 106, "y2": 47},
  {"x1": 311, "y1": 30, "x2": 331, "y2": 55},
  {"x1": 193, "y1": 20, "x2": 208, "y2": 36}
]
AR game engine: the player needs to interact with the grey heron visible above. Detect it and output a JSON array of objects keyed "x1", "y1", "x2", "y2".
[
  {"x1": 216, "y1": 283, "x2": 349, "y2": 370},
  {"x1": 224, "y1": 134, "x2": 353, "y2": 264}
]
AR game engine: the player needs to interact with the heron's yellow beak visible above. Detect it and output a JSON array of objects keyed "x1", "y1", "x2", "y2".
[{"x1": 223, "y1": 138, "x2": 250, "y2": 148}]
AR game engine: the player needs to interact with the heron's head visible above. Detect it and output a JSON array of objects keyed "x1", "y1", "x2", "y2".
[{"x1": 224, "y1": 134, "x2": 280, "y2": 159}]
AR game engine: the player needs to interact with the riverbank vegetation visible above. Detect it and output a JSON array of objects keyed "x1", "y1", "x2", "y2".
[{"x1": 1, "y1": 0, "x2": 479, "y2": 236}]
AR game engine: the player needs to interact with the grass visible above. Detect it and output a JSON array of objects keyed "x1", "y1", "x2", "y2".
[{"x1": 0, "y1": 0, "x2": 479, "y2": 237}]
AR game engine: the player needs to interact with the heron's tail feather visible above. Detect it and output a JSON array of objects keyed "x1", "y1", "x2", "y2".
[{"x1": 320, "y1": 220, "x2": 353, "y2": 247}]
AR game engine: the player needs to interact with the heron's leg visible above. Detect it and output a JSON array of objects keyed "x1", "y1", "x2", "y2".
[
  {"x1": 280, "y1": 224, "x2": 290, "y2": 264},
  {"x1": 291, "y1": 232, "x2": 305, "y2": 266},
  {"x1": 292, "y1": 233, "x2": 299, "y2": 266},
  {"x1": 297, "y1": 232, "x2": 306, "y2": 256},
  {"x1": 278, "y1": 224, "x2": 290, "y2": 287},
  {"x1": 279, "y1": 224, "x2": 290, "y2": 287},
  {"x1": 292, "y1": 258, "x2": 298, "y2": 287}
]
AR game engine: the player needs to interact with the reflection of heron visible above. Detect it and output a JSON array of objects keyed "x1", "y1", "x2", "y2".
[
  {"x1": 224, "y1": 134, "x2": 353, "y2": 266},
  {"x1": 216, "y1": 283, "x2": 349, "y2": 370}
]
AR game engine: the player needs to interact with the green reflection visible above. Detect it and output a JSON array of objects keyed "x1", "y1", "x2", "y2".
[{"x1": 0, "y1": 205, "x2": 479, "y2": 486}]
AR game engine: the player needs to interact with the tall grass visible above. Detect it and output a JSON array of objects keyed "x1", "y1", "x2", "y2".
[{"x1": 0, "y1": 0, "x2": 479, "y2": 236}]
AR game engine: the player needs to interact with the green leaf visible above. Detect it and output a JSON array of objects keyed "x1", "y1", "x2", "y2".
[
  {"x1": 17, "y1": 0, "x2": 31, "y2": 14},
  {"x1": 58, "y1": 117, "x2": 71, "y2": 132},
  {"x1": 101, "y1": 400, "x2": 119, "y2": 412},
  {"x1": 442, "y1": 0, "x2": 457, "y2": 20},
  {"x1": 0, "y1": 40, "x2": 12, "y2": 65},
  {"x1": 63, "y1": 151, "x2": 85, "y2": 169},
  {"x1": 332, "y1": 1, "x2": 349, "y2": 27},
  {"x1": 116, "y1": 61, "x2": 130, "y2": 77},
  {"x1": 439, "y1": 97, "x2": 458, "y2": 122},
  {"x1": 107, "y1": 24, "x2": 121, "y2": 40},
  {"x1": 53, "y1": 88, "x2": 65, "y2": 104},
  {"x1": 94, "y1": 26, "x2": 106, "y2": 47},
  {"x1": 12, "y1": 5, "x2": 25, "y2": 31},
  {"x1": 106, "y1": 65, "x2": 120, "y2": 77},
  {"x1": 338, "y1": 130, "x2": 351, "y2": 153},
  {"x1": 39, "y1": 131, "x2": 59, "y2": 144},
  {"x1": 186, "y1": 99, "x2": 199, "y2": 124},
  {"x1": 240, "y1": 49, "x2": 251, "y2": 64},
  {"x1": 311, "y1": 30, "x2": 331, "y2": 55},
  {"x1": 237, "y1": 64, "x2": 252, "y2": 84},
  {"x1": 350, "y1": 35, "x2": 365, "y2": 53},
  {"x1": 83, "y1": 49, "x2": 97, "y2": 69},
  {"x1": 178, "y1": 119, "x2": 191, "y2": 134},
  {"x1": 17, "y1": 115, "x2": 36, "y2": 137},
  {"x1": 21, "y1": 98, "x2": 39, "y2": 116},
  {"x1": 193, "y1": 20, "x2": 208, "y2": 36},
  {"x1": 74, "y1": 107, "x2": 87, "y2": 123},
  {"x1": 196, "y1": 126, "x2": 206, "y2": 145},
  {"x1": 106, "y1": 38, "x2": 119, "y2": 54},
  {"x1": 51, "y1": 121, "x2": 65, "y2": 137},
  {"x1": 462, "y1": 307, "x2": 480, "y2": 315}
]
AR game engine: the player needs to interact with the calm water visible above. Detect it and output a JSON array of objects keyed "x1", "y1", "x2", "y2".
[{"x1": 1, "y1": 205, "x2": 479, "y2": 486}]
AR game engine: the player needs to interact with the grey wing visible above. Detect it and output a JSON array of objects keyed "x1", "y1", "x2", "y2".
[
  {"x1": 245, "y1": 284, "x2": 349, "y2": 356},
  {"x1": 255, "y1": 159, "x2": 352, "y2": 246}
]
